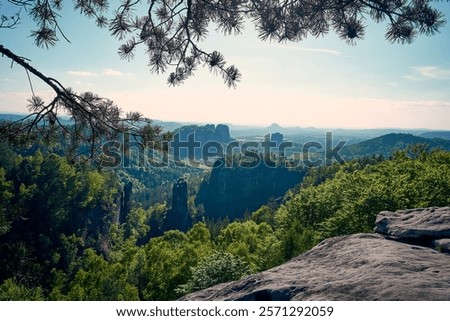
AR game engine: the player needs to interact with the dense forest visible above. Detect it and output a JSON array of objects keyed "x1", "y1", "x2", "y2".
[
  {"x1": 1, "y1": 138, "x2": 449, "y2": 300},
  {"x1": 341, "y1": 133, "x2": 450, "y2": 159},
  {"x1": 1, "y1": 0, "x2": 449, "y2": 305}
]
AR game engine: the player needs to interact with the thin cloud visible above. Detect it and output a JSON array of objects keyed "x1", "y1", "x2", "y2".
[
  {"x1": 397, "y1": 99, "x2": 450, "y2": 108},
  {"x1": 407, "y1": 65, "x2": 450, "y2": 80},
  {"x1": 74, "y1": 80, "x2": 94, "y2": 87},
  {"x1": 67, "y1": 70, "x2": 98, "y2": 77},
  {"x1": 402, "y1": 75, "x2": 420, "y2": 81},
  {"x1": 102, "y1": 68, "x2": 124, "y2": 76},
  {"x1": 278, "y1": 44, "x2": 342, "y2": 55}
]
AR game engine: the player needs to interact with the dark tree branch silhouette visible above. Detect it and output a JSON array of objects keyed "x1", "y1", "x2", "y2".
[
  {"x1": 4, "y1": 0, "x2": 446, "y2": 85},
  {"x1": 0, "y1": 44, "x2": 167, "y2": 159},
  {"x1": 0, "y1": 0, "x2": 446, "y2": 153}
]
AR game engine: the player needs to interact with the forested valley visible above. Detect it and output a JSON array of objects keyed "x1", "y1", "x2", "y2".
[
  {"x1": 1, "y1": 136, "x2": 449, "y2": 300},
  {"x1": 1, "y1": 0, "x2": 449, "y2": 305}
]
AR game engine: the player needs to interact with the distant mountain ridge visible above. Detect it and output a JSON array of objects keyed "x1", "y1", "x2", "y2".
[
  {"x1": 0, "y1": 113, "x2": 27, "y2": 121},
  {"x1": 0, "y1": 113, "x2": 73, "y2": 125},
  {"x1": 2, "y1": 112, "x2": 449, "y2": 147},
  {"x1": 341, "y1": 133, "x2": 450, "y2": 158},
  {"x1": 419, "y1": 131, "x2": 450, "y2": 140}
]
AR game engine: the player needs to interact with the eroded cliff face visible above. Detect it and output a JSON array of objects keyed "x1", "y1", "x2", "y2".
[
  {"x1": 168, "y1": 124, "x2": 233, "y2": 163},
  {"x1": 162, "y1": 178, "x2": 189, "y2": 232},
  {"x1": 148, "y1": 178, "x2": 190, "y2": 237},
  {"x1": 182, "y1": 207, "x2": 450, "y2": 301},
  {"x1": 196, "y1": 163, "x2": 304, "y2": 220}
]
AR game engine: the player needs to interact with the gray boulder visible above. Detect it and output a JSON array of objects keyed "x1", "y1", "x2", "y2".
[
  {"x1": 182, "y1": 233, "x2": 450, "y2": 301},
  {"x1": 375, "y1": 207, "x2": 450, "y2": 239}
]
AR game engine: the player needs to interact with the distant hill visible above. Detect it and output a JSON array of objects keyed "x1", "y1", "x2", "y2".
[
  {"x1": 229, "y1": 123, "x2": 427, "y2": 145},
  {"x1": 419, "y1": 131, "x2": 450, "y2": 140},
  {"x1": 0, "y1": 113, "x2": 29, "y2": 122},
  {"x1": 0, "y1": 113, "x2": 194, "y2": 131},
  {"x1": 341, "y1": 133, "x2": 450, "y2": 158},
  {"x1": 0, "y1": 113, "x2": 73, "y2": 125},
  {"x1": 265, "y1": 123, "x2": 284, "y2": 133},
  {"x1": 152, "y1": 120, "x2": 187, "y2": 131}
]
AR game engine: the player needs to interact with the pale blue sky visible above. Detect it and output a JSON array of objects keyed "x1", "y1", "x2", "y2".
[{"x1": 1, "y1": 1, "x2": 450, "y2": 129}]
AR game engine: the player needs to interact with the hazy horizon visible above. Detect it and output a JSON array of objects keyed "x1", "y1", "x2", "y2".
[
  {"x1": 1, "y1": 110, "x2": 449, "y2": 132},
  {"x1": 1, "y1": 2, "x2": 450, "y2": 130}
]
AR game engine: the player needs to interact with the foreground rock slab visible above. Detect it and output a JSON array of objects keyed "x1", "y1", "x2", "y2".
[
  {"x1": 375, "y1": 207, "x2": 450, "y2": 240},
  {"x1": 182, "y1": 233, "x2": 450, "y2": 301}
]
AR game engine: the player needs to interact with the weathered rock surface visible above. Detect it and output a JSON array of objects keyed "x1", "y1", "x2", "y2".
[
  {"x1": 182, "y1": 207, "x2": 450, "y2": 301},
  {"x1": 375, "y1": 207, "x2": 450, "y2": 240},
  {"x1": 433, "y1": 239, "x2": 450, "y2": 253}
]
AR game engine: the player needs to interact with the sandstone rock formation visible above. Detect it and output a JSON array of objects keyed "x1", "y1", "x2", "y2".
[
  {"x1": 120, "y1": 181, "x2": 133, "y2": 223},
  {"x1": 162, "y1": 178, "x2": 189, "y2": 232},
  {"x1": 270, "y1": 132, "x2": 284, "y2": 149},
  {"x1": 196, "y1": 162, "x2": 304, "y2": 220},
  {"x1": 182, "y1": 207, "x2": 450, "y2": 301},
  {"x1": 374, "y1": 207, "x2": 450, "y2": 240},
  {"x1": 215, "y1": 124, "x2": 232, "y2": 143},
  {"x1": 172, "y1": 124, "x2": 232, "y2": 160}
]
